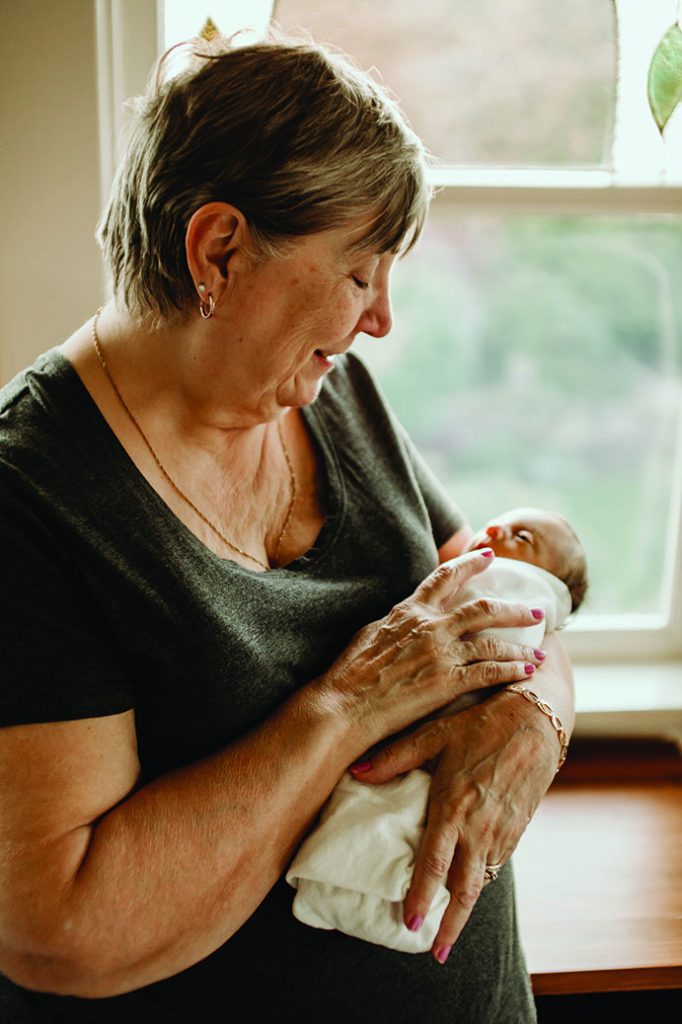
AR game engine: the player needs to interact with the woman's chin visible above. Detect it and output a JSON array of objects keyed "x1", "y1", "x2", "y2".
[
  {"x1": 276, "y1": 363, "x2": 330, "y2": 409},
  {"x1": 276, "y1": 379, "x2": 323, "y2": 410}
]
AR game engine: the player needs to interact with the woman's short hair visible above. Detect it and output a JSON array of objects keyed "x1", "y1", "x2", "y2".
[{"x1": 97, "y1": 32, "x2": 430, "y2": 321}]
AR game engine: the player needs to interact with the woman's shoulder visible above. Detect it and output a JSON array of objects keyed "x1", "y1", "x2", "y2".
[
  {"x1": 0, "y1": 349, "x2": 73, "y2": 435},
  {"x1": 316, "y1": 350, "x2": 393, "y2": 429},
  {"x1": 323, "y1": 349, "x2": 380, "y2": 397},
  {"x1": 0, "y1": 349, "x2": 95, "y2": 503}
]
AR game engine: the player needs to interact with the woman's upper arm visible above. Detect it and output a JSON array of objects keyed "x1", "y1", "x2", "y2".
[
  {"x1": 0, "y1": 712, "x2": 140, "y2": 970},
  {"x1": 437, "y1": 524, "x2": 473, "y2": 563}
]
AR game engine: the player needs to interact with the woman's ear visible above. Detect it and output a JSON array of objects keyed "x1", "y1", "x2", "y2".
[{"x1": 185, "y1": 202, "x2": 250, "y2": 307}]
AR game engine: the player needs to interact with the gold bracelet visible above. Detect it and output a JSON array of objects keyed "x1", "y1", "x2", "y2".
[{"x1": 507, "y1": 684, "x2": 569, "y2": 773}]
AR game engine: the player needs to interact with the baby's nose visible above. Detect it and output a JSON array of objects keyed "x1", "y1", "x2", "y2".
[{"x1": 486, "y1": 524, "x2": 511, "y2": 541}]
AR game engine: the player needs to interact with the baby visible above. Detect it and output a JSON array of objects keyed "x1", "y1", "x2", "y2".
[
  {"x1": 286, "y1": 508, "x2": 587, "y2": 953},
  {"x1": 462, "y1": 506, "x2": 587, "y2": 615}
]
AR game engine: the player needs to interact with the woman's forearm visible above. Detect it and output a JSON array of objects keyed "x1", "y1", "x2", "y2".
[
  {"x1": 11, "y1": 689, "x2": 362, "y2": 999},
  {"x1": 486, "y1": 632, "x2": 575, "y2": 777},
  {"x1": 520, "y1": 631, "x2": 575, "y2": 740}
]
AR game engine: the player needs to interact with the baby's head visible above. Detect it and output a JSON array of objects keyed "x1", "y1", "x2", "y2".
[{"x1": 465, "y1": 507, "x2": 588, "y2": 612}]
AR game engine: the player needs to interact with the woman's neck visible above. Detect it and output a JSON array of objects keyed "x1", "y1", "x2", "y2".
[
  {"x1": 60, "y1": 303, "x2": 322, "y2": 567},
  {"x1": 95, "y1": 302, "x2": 283, "y2": 450}
]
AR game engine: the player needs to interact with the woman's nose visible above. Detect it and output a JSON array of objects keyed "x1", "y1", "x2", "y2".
[
  {"x1": 360, "y1": 286, "x2": 393, "y2": 339},
  {"x1": 360, "y1": 299, "x2": 393, "y2": 339}
]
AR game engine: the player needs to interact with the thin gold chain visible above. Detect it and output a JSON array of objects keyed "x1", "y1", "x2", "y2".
[{"x1": 91, "y1": 308, "x2": 297, "y2": 571}]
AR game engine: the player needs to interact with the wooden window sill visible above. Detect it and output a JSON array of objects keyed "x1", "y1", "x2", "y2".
[{"x1": 514, "y1": 739, "x2": 682, "y2": 995}]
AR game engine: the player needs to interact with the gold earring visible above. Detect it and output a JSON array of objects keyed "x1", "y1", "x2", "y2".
[{"x1": 199, "y1": 292, "x2": 215, "y2": 319}]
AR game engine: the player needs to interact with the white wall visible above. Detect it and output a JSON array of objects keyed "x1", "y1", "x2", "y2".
[{"x1": 0, "y1": 0, "x2": 104, "y2": 383}]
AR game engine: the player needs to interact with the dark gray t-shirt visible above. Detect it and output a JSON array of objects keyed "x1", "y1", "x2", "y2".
[{"x1": 0, "y1": 350, "x2": 535, "y2": 1023}]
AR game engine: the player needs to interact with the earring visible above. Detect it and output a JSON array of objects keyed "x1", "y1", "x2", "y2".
[{"x1": 199, "y1": 291, "x2": 215, "y2": 319}]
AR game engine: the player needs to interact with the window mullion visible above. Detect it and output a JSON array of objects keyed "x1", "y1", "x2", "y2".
[
  {"x1": 663, "y1": 406, "x2": 682, "y2": 656},
  {"x1": 429, "y1": 178, "x2": 682, "y2": 215}
]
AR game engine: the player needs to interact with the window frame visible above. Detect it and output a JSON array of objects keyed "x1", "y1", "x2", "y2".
[{"x1": 428, "y1": 176, "x2": 682, "y2": 666}]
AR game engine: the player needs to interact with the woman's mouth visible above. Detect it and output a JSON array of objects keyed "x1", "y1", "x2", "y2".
[{"x1": 314, "y1": 349, "x2": 337, "y2": 369}]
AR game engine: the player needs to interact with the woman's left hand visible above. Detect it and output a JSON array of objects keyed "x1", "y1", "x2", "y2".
[{"x1": 351, "y1": 686, "x2": 561, "y2": 963}]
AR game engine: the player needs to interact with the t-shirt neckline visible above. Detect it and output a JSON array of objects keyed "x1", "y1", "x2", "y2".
[{"x1": 42, "y1": 348, "x2": 347, "y2": 575}]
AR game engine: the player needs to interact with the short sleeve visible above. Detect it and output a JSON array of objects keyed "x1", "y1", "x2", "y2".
[
  {"x1": 397, "y1": 424, "x2": 468, "y2": 548},
  {"x1": 336, "y1": 353, "x2": 468, "y2": 550},
  {"x1": 0, "y1": 479, "x2": 134, "y2": 726}
]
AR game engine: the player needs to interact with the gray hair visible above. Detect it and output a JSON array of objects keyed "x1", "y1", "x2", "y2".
[{"x1": 97, "y1": 32, "x2": 431, "y2": 321}]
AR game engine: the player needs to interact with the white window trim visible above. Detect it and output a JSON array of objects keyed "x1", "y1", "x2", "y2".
[
  {"x1": 431, "y1": 179, "x2": 682, "y2": 669},
  {"x1": 95, "y1": 0, "x2": 160, "y2": 217},
  {"x1": 431, "y1": 177, "x2": 682, "y2": 734},
  {"x1": 431, "y1": 173, "x2": 682, "y2": 213},
  {"x1": 574, "y1": 661, "x2": 682, "y2": 747},
  {"x1": 96, "y1": 0, "x2": 682, "y2": 734}
]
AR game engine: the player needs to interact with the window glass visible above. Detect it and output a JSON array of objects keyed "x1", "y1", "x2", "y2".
[
  {"x1": 162, "y1": 0, "x2": 273, "y2": 48},
  {"x1": 354, "y1": 202, "x2": 682, "y2": 615},
  {"x1": 273, "y1": 0, "x2": 616, "y2": 167}
]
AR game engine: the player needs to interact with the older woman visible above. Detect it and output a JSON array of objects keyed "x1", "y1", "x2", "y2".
[{"x1": 0, "y1": 35, "x2": 572, "y2": 1023}]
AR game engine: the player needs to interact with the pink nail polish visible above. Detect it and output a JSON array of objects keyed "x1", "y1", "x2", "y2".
[
  {"x1": 531, "y1": 609, "x2": 544, "y2": 620},
  {"x1": 407, "y1": 914, "x2": 424, "y2": 932},
  {"x1": 480, "y1": 548, "x2": 494, "y2": 558},
  {"x1": 524, "y1": 663, "x2": 536, "y2": 676},
  {"x1": 350, "y1": 760, "x2": 373, "y2": 774},
  {"x1": 435, "y1": 944, "x2": 452, "y2": 964},
  {"x1": 533, "y1": 648, "x2": 547, "y2": 660}
]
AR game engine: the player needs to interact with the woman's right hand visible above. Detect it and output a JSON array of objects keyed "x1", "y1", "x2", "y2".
[{"x1": 317, "y1": 550, "x2": 546, "y2": 747}]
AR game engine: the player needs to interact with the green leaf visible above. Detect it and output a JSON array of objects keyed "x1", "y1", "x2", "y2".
[{"x1": 647, "y1": 22, "x2": 682, "y2": 135}]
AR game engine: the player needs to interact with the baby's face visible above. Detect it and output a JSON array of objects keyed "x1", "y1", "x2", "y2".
[{"x1": 464, "y1": 507, "x2": 572, "y2": 578}]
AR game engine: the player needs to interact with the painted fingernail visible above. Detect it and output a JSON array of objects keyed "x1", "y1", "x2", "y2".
[
  {"x1": 480, "y1": 548, "x2": 494, "y2": 558},
  {"x1": 407, "y1": 914, "x2": 424, "y2": 932},
  {"x1": 533, "y1": 648, "x2": 547, "y2": 660},
  {"x1": 531, "y1": 608, "x2": 544, "y2": 620},
  {"x1": 524, "y1": 663, "x2": 536, "y2": 675},
  {"x1": 435, "y1": 944, "x2": 452, "y2": 964},
  {"x1": 350, "y1": 760, "x2": 373, "y2": 774}
]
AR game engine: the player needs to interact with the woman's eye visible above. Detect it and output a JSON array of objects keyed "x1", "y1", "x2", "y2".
[{"x1": 352, "y1": 276, "x2": 369, "y2": 290}]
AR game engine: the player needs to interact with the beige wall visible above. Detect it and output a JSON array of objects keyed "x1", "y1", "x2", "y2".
[{"x1": 0, "y1": 0, "x2": 103, "y2": 383}]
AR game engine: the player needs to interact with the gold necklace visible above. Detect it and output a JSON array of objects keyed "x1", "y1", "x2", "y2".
[{"x1": 91, "y1": 308, "x2": 297, "y2": 571}]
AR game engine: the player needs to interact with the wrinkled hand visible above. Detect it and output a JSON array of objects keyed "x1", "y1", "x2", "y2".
[
  {"x1": 319, "y1": 550, "x2": 547, "y2": 747},
  {"x1": 351, "y1": 689, "x2": 560, "y2": 963}
]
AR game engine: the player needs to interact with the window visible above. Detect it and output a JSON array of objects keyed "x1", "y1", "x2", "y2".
[
  {"x1": 161, "y1": 0, "x2": 272, "y2": 48},
  {"x1": 273, "y1": 0, "x2": 682, "y2": 665},
  {"x1": 275, "y1": 0, "x2": 618, "y2": 169}
]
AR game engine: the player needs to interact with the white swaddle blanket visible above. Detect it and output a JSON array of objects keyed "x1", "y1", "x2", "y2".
[{"x1": 286, "y1": 559, "x2": 572, "y2": 952}]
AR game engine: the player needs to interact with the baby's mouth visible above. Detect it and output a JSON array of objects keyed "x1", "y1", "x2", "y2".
[{"x1": 467, "y1": 536, "x2": 490, "y2": 553}]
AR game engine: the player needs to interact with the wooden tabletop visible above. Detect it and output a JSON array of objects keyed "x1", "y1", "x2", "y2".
[{"x1": 514, "y1": 776, "x2": 682, "y2": 995}]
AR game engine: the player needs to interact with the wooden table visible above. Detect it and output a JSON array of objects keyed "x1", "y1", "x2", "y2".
[{"x1": 514, "y1": 779, "x2": 682, "y2": 994}]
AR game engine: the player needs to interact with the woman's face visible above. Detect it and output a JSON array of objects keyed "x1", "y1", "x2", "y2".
[{"x1": 219, "y1": 223, "x2": 395, "y2": 419}]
